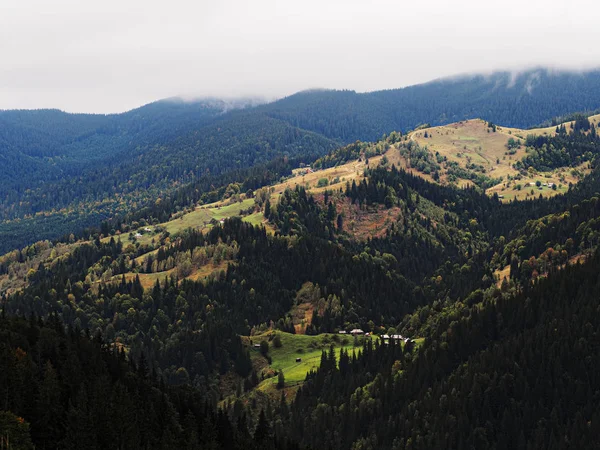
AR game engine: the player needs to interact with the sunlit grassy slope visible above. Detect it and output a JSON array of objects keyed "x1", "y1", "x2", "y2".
[{"x1": 409, "y1": 116, "x2": 598, "y2": 201}]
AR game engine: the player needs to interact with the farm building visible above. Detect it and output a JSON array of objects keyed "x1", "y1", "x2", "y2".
[{"x1": 350, "y1": 329, "x2": 364, "y2": 335}]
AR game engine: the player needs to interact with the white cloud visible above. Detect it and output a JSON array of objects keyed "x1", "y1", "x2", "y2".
[{"x1": 1, "y1": 0, "x2": 599, "y2": 113}]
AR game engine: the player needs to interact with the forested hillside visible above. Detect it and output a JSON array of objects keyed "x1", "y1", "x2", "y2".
[
  {"x1": 284, "y1": 252, "x2": 600, "y2": 450},
  {"x1": 0, "y1": 111, "x2": 337, "y2": 253},
  {"x1": 4, "y1": 68, "x2": 600, "y2": 253},
  {"x1": 262, "y1": 69, "x2": 600, "y2": 142},
  {"x1": 3, "y1": 79, "x2": 600, "y2": 449},
  {"x1": 0, "y1": 316, "x2": 286, "y2": 450}
]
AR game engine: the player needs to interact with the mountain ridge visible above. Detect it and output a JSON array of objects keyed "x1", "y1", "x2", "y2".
[{"x1": 4, "y1": 67, "x2": 600, "y2": 252}]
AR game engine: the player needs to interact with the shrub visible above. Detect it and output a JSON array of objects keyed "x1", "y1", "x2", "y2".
[{"x1": 317, "y1": 178, "x2": 329, "y2": 188}]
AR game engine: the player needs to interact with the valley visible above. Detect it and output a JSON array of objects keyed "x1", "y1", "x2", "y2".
[{"x1": 3, "y1": 75, "x2": 600, "y2": 449}]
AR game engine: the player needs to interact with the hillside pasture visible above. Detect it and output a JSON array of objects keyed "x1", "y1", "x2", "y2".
[
  {"x1": 269, "y1": 155, "x2": 384, "y2": 199},
  {"x1": 487, "y1": 162, "x2": 591, "y2": 201},
  {"x1": 247, "y1": 332, "x2": 365, "y2": 385},
  {"x1": 109, "y1": 260, "x2": 230, "y2": 290},
  {"x1": 408, "y1": 117, "x2": 595, "y2": 202},
  {"x1": 410, "y1": 119, "x2": 527, "y2": 182}
]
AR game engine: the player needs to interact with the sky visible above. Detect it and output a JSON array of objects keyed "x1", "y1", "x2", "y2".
[{"x1": 1, "y1": 0, "x2": 599, "y2": 113}]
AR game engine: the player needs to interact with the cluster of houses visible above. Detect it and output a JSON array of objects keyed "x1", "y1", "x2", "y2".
[
  {"x1": 381, "y1": 334, "x2": 414, "y2": 344},
  {"x1": 339, "y1": 329, "x2": 369, "y2": 336},
  {"x1": 297, "y1": 167, "x2": 314, "y2": 176},
  {"x1": 525, "y1": 182, "x2": 555, "y2": 188},
  {"x1": 134, "y1": 227, "x2": 155, "y2": 239},
  {"x1": 339, "y1": 329, "x2": 414, "y2": 344}
]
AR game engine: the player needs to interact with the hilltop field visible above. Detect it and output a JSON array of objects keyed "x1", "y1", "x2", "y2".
[
  {"x1": 247, "y1": 113, "x2": 597, "y2": 207},
  {"x1": 409, "y1": 116, "x2": 598, "y2": 201}
]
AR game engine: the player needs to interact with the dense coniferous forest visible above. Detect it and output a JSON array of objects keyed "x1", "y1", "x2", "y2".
[
  {"x1": 0, "y1": 315, "x2": 295, "y2": 450},
  {"x1": 4, "y1": 75, "x2": 600, "y2": 449},
  {"x1": 515, "y1": 115, "x2": 600, "y2": 171},
  {"x1": 285, "y1": 253, "x2": 600, "y2": 450}
]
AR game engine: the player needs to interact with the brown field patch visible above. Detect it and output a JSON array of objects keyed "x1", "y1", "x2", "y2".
[
  {"x1": 333, "y1": 195, "x2": 401, "y2": 241},
  {"x1": 290, "y1": 302, "x2": 314, "y2": 334}
]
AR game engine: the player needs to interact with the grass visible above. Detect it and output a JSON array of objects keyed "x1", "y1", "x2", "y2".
[
  {"x1": 101, "y1": 197, "x2": 272, "y2": 285},
  {"x1": 410, "y1": 119, "x2": 528, "y2": 183},
  {"x1": 486, "y1": 162, "x2": 589, "y2": 202},
  {"x1": 242, "y1": 212, "x2": 269, "y2": 228},
  {"x1": 408, "y1": 118, "x2": 595, "y2": 202},
  {"x1": 165, "y1": 198, "x2": 256, "y2": 235},
  {"x1": 247, "y1": 332, "x2": 424, "y2": 387},
  {"x1": 268, "y1": 154, "x2": 384, "y2": 199},
  {"x1": 109, "y1": 261, "x2": 230, "y2": 290},
  {"x1": 103, "y1": 198, "x2": 258, "y2": 245},
  {"x1": 247, "y1": 332, "x2": 366, "y2": 385},
  {"x1": 223, "y1": 332, "x2": 424, "y2": 408}
]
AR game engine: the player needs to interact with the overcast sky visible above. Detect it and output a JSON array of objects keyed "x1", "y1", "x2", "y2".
[{"x1": 1, "y1": 0, "x2": 599, "y2": 113}]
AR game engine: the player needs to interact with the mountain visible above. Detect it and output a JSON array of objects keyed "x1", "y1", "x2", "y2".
[
  {"x1": 261, "y1": 68, "x2": 600, "y2": 142},
  {"x1": 0, "y1": 98, "x2": 246, "y2": 190},
  {"x1": 0, "y1": 103, "x2": 338, "y2": 253},
  {"x1": 3, "y1": 68, "x2": 600, "y2": 253},
  {"x1": 3, "y1": 102, "x2": 600, "y2": 448}
]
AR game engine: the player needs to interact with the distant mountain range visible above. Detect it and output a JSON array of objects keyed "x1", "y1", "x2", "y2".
[{"x1": 2, "y1": 67, "x2": 600, "y2": 251}]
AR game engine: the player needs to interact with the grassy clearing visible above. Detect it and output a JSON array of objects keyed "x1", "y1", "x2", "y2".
[
  {"x1": 242, "y1": 212, "x2": 268, "y2": 227},
  {"x1": 408, "y1": 117, "x2": 594, "y2": 202},
  {"x1": 410, "y1": 119, "x2": 528, "y2": 183},
  {"x1": 226, "y1": 333, "x2": 424, "y2": 408},
  {"x1": 487, "y1": 162, "x2": 590, "y2": 201},
  {"x1": 103, "y1": 197, "x2": 263, "y2": 245},
  {"x1": 247, "y1": 332, "x2": 366, "y2": 385},
  {"x1": 109, "y1": 260, "x2": 230, "y2": 290},
  {"x1": 247, "y1": 332, "x2": 424, "y2": 387},
  {"x1": 164, "y1": 198, "x2": 256, "y2": 235},
  {"x1": 268, "y1": 155, "x2": 384, "y2": 200},
  {"x1": 99, "y1": 197, "x2": 273, "y2": 291}
]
